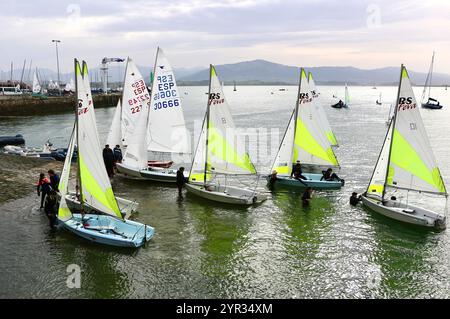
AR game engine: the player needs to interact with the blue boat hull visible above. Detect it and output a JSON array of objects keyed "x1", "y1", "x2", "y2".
[
  {"x1": 269, "y1": 173, "x2": 343, "y2": 190},
  {"x1": 59, "y1": 214, "x2": 154, "y2": 248}
]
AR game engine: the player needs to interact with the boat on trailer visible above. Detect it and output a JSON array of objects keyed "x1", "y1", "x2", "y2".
[
  {"x1": 362, "y1": 65, "x2": 448, "y2": 230},
  {"x1": 186, "y1": 65, "x2": 267, "y2": 205},
  {"x1": 269, "y1": 68, "x2": 343, "y2": 190},
  {"x1": 116, "y1": 48, "x2": 190, "y2": 183},
  {"x1": 57, "y1": 59, "x2": 154, "y2": 248}
]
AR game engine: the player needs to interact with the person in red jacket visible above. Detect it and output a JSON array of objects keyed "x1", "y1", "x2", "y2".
[{"x1": 37, "y1": 173, "x2": 51, "y2": 209}]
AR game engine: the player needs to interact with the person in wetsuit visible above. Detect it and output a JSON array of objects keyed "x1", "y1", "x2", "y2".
[
  {"x1": 37, "y1": 173, "x2": 52, "y2": 209},
  {"x1": 102, "y1": 144, "x2": 115, "y2": 177},
  {"x1": 302, "y1": 187, "x2": 313, "y2": 206},
  {"x1": 350, "y1": 192, "x2": 362, "y2": 206},
  {"x1": 48, "y1": 169, "x2": 60, "y2": 191},
  {"x1": 321, "y1": 168, "x2": 344, "y2": 184},
  {"x1": 268, "y1": 170, "x2": 278, "y2": 189},
  {"x1": 176, "y1": 167, "x2": 186, "y2": 197},
  {"x1": 291, "y1": 162, "x2": 307, "y2": 180},
  {"x1": 44, "y1": 190, "x2": 58, "y2": 228}
]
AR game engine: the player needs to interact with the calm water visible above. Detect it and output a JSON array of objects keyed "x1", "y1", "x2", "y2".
[{"x1": 1, "y1": 85, "x2": 450, "y2": 298}]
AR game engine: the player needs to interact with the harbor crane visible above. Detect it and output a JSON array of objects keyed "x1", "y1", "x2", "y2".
[{"x1": 100, "y1": 57, "x2": 125, "y2": 94}]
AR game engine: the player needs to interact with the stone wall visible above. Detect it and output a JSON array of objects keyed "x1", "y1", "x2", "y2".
[{"x1": 0, "y1": 93, "x2": 120, "y2": 116}]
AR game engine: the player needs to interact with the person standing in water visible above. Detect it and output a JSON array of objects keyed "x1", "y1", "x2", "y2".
[
  {"x1": 176, "y1": 167, "x2": 185, "y2": 197},
  {"x1": 302, "y1": 187, "x2": 313, "y2": 206},
  {"x1": 102, "y1": 144, "x2": 115, "y2": 177}
]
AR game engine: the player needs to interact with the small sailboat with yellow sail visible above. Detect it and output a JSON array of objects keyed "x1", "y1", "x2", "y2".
[
  {"x1": 362, "y1": 65, "x2": 447, "y2": 229},
  {"x1": 57, "y1": 59, "x2": 154, "y2": 247},
  {"x1": 269, "y1": 68, "x2": 343, "y2": 190},
  {"x1": 185, "y1": 65, "x2": 267, "y2": 205}
]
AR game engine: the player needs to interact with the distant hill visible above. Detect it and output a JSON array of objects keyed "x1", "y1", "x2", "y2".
[
  {"x1": 3, "y1": 59, "x2": 450, "y2": 86},
  {"x1": 178, "y1": 59, "x2": 450, "y2": 86}
]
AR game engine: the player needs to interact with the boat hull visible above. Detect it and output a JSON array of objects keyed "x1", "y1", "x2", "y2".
[
  {"x1": 270, "y1": 174, "x2": 343, "y2": 190},
  {"x1": 421, "y1": 102, "x2": 443, "y2": 109},
  {"x1": 185, "y1": 183, "x2": 267, "y2": 205},
  {"x1": 362, "y1": 194, "x2": 446, "y2": 230},
  {"x1": 65, "y1": 192, "x2": 138, "y2": 220},
  {"x1": 116, "y1": 163, "x2": 188, "y2": 183},
  {"x1": 59, "y1": 213, "x2": 154, "y2": 248},
  {"x1": 331, "y1": 103, "x2": 348, "y2": 109}
]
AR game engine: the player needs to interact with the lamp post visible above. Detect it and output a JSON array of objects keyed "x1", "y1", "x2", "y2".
[{"x1": 52, "y1": 39, "x2": 61, "y2": 95}]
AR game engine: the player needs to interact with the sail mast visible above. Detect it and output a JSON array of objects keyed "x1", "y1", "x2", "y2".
[
  {"x1": 74, "y1": 59, "x2": 83, "y2": 204},
  {"x1": 291, "y1": 68, "x2": 305, "y2": 170},
  {"x1": 381, "y1": 64, "x2": 403, "y2": 201},
  {"x1": 204, "y1": 65, "x2": 213, "y2": 186},
  {"x1": 428, "y1": 51, "x2": 435, "y2": 100}
]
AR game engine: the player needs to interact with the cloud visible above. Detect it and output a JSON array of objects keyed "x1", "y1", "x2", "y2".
[{"x1": 1, "y1": 0, "x2": 450, "y2": 74}]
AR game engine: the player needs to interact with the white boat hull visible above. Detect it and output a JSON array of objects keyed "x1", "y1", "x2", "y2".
[
  {"x1": 116, "y1": 163, "x2": 188, "y2": 183},
  {"x1": 362, "y1": 194, "x2": 446, "y2": 230},
  {"x1": 185, "y1": 182, "x2": 267, "y2": 205},
  {"x1": 59, "y1": 213, "x2": 154, "y2": 248},
  {"x1": 65, "y1": 192, "x2": 138, "y2": 220}
]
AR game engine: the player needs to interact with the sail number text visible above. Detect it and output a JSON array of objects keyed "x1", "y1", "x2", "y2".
[
  {"x1": 153, "y1": 74, "x2": 180, "y2": 110},
  {"x1": 128, "y1": 79, "x2": 150, "y2": 115}
]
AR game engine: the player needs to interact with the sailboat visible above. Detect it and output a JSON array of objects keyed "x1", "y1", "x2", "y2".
[
  {"x1": 32, "y1": 68, "x2": 42, "y2": 97},
  {"x1": 308, "y1": 72, "x2": 338, "y2": 146},
  {"x1": 185, "y1": 65, "x2": 267, "y2": 205},
  {"x1": 233, "y1": 81, "x2": 237, "y2": 92},
  {"x1": 331, "y1": 83, "x2": 349, "y2": 108},
  {"x1": 421, "y1": 52, "x2": 443, "y2": 109},
  {"x1": 117, "y1": 48, "x2": 190, "y2": 183},
  {"x1": 362, "y1": 65, "x2": 447, "y2": 229},
  {"x1": 269, "y1": 68, "x2": 343, "y2": 190},
  {"x1": 57, "y1": 59, "x2": 154, "y2": 247},
  {"x1": 376, "y1": 92, "x2": 382, "y2": 105}
]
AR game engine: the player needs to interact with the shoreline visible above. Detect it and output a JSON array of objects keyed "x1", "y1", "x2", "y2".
[{"x1": 0, "y1": 154, "x2": 64, "y2": 204}]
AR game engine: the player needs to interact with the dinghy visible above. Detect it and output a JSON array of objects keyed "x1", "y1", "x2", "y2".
[
  {"x1": 331, "y1": 84, "x2": 349, "y2": 108},
  {"x1": 57, "y1": 59, "x2": 154, "y2": 247},
  {"x1": 185, "y1": 65, "x2": 267, "y2": 205},
  {"x1": 117, "y1": 48, "x2": 190, "y2": 183},
  {"x1": 309, "y1": 72, "x2": 338, "y2": 146},
  {"x1": 0, "y1": 134, "x2": 25, "y2": 147},
  {"x1": 269, "y1": 68, "x2": 343, "y2": 190},
  {"x1": 421, "y1": 52, "x2": 443, "y2": 109},
  {"x1": 362, "y1": 65, "x2": 447, "y2": 229}
]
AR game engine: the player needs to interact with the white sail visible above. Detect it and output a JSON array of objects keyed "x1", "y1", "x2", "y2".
[
  {"x1": 57, "y1": 124, "x2": 76, "y2": 221},
  {"x1": 148, "y1": 48, "x2": 190, "y2": 153},
  {"x1": 106, "y1": 99, "x2": 122, "y2": 147},
  {"x1": 122, "y1": 97, "x2": 149, "y2": 170},
  {"x1": 294, "y1": 69, "x2": 339, "y2": 167},
  {"x1": 270, "y1": 109, "x2": 296, "y2": 175},
  {"x1": 367, "y1": 119, "x2": 393, "y2": 197},
  {"x1": 32, "y1": 69, "x2": 41, "y2": 94},
  {"x1": 386, "y1": 66, "x2": 446, "y2": 194},
  {"x1": 75, "y1": 60, "x2": 122, "y2": 219},
  {"x1": 204, "y1": 65, "x2": 256, "y2": 175},
  {"x1": 344, "y1": 84, "x2": 350, "y2": 106},
  {"x1": 121, "y1": 58, "x2": 151, "y2": 146},
  {"x1": 309, "y1": 72, "x2": 338, "y2": 146},
  {"x1": 188, "y1": 113, "x2": 209, "y2": 183}
]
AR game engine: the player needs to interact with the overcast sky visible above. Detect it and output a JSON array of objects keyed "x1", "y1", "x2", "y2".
[{"x1": 1, "y1": 0, "x2": 450, "y2": 74}]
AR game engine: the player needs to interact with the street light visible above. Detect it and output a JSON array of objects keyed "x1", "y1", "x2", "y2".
[{"x1": 52, "y1": 39, "x2": 61, "y2": 95}]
